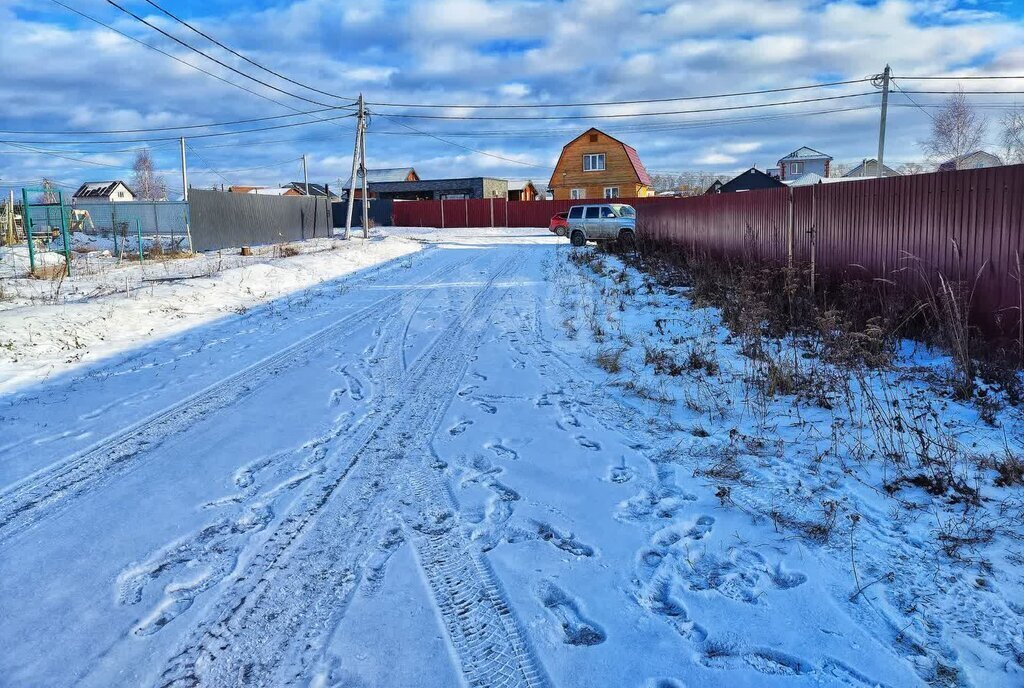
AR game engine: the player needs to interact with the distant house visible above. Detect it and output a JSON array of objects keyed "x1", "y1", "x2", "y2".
[
  {"x1": 246, "y1": 188, "x2": 292, "y2": 196},
  {"x1": 715, "y1": 168, "x2": 785, "y2": 193},
  {"x1": 777, "y1": 147, "x2": 832, "y2": 181},
  {"x1": 346, "y1": 177, "x2": 507, "y2": 201},
  {"x1": 228, "y1": 185, "x2": 263, "y2": 194},
  {"x1": 343, "y1": 168, "x2": 420, "y2": 199},
  {"x1": 704, "y1": 179, "x2": 724, "y2": 194},
  {"x1": 938, "y1": 151, "x2": 1003, "y2": 172},
  {"x1": 282, "y1": 182, "x2": 337, "y2": 199},
  {"x1": 507, "y1": 180, "x2": 539, "y2": 201},
  {"x1": 843, "y1": 159, "x2": 900, "y2": 178},
  {"x1": 548, "y1": 127, "x2": 654, "y2": 200},
  {"x1": 72, "y1": 180, "x2": 135, "y2": 204}
]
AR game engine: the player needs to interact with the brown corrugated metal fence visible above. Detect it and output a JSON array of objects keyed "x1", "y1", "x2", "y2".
[{"x1": 390, "y1": 165, "x2": 1024, "y2": 333}]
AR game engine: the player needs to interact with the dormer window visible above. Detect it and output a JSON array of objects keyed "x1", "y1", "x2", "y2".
[{"x1": 583, "y1": 153, "x2": 605, "y2": 172}]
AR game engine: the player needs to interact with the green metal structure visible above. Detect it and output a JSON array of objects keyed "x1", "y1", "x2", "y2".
[{"x1": 20, "y1": 186, "x2": 72, "y2": 276}]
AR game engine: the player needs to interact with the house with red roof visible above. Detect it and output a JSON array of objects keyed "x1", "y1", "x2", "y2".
[{"x1": 547, "y1": 128, "x2": 654, "y2": 201}]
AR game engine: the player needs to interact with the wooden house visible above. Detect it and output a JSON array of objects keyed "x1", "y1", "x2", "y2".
[{"x1": 547, "y1": 128, "x2": 653, "y2": 200}]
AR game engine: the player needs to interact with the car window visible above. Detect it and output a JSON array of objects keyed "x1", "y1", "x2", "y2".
[
  {"x1": 568, "y1": 207, "x2": 583, "y2": 219},
  {"x1": 615, "y1": 205, "x2": 636, "y2": 218},
  {"x1": 584, "y1": 207, "x2": 601, "y2": 219},
  {"x1": 557, "y1": 212, "x2": 568, "y2": 219},
  {"x1": 600, "y1": 207, "x2": 615, "y2": 218}
]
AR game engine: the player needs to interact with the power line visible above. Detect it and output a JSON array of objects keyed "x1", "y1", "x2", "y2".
[
  {"x1": 365, "y1": 78, "x2": 874, "y2": 109},
  {"x1": 374, "y1": 114, "x2": 550, "y2": 169},
  {"x1": 50, "y1": 0, "x2": 302, "y2": 113},
  {"x1": 0, "y1": 112, "x2": 356, "y2": 145},
  {"x1": 371, "y1": 92, "x2": 877, "y2": 120},
  {"x1": 1, "y1": 142, "x2": 129, "y2": 168},
  {"x1": 141, "y1": 0, "x2": 353, "y2": 103},
  {"x1": 0, "y1": 106, "x2": 348, "y2": 136},
  {"x1": 891, "y1": 80, "x2": 937, "y2": 123},
  {"x1": 185, "y1": 141, "x2": 232, "y2": 185},
  {"x1": 895, "y1": 75, "x2": 1024, "y2": 80},
  {"x1": 103, "y1": 0, "x2": 350, "y2": 108}
]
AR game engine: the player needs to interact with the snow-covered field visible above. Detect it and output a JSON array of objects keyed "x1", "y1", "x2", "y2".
[{"x1": 1, "y1": 227, "x2": 1021, "y2": 687}]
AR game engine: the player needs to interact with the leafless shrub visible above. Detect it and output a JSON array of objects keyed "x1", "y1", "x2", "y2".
[{"x1": 594, "y1": 348, "x2": 625, "y2": 374}]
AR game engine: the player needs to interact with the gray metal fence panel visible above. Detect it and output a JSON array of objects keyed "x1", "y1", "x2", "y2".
[
  {"x1": 188, "y1": 190, "x2": 332, "y2": 252},
  {"x1": 70, "y1": 201, "x2": 190, "y2": 237}
]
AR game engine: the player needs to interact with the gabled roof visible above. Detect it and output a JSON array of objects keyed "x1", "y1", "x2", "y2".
[
  {"x1": 283, "y1": 182, "x2": 332, "y2": 196},
  {"x1": 718, "y1": 167, "x2": 786, "y2": 193},
  {"x1": 549, "y1": 128, "x2": 652, "y2": 187},
  {"x1": 937, "y1": 150, "x2": 1003, "y2": 172},
  {"x1": 343, "y1": 167, "x2": 418, "y2": 187},
  {"x1": 843, "y1": 159, "x2": 900, "y2": 178},
  {"x1": 778, "y1": 146, "x2": 832, "y2": 162},
  {"x1": 73, "y1": 180, "x2": 133, "y2": 198}
]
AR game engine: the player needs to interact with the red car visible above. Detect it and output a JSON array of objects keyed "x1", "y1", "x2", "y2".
[{"x1": 549, "y1": 211, "x2": 569, "y2": 236}]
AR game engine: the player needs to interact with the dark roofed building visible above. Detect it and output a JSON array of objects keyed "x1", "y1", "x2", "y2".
[
  {"x1": 716, "y1": 168, "x2": 786, "y2": 193},
  {"x1": 72, "y1": 180, "x2": 135, "y2": 204},
  {"x1": 351, "y1": 177, "x2": 507, "y2": 201},
  {"x1": 938, "y1": 151, "x2": 1003, "y2": 172}
]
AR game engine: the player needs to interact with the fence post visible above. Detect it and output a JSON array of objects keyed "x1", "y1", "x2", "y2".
[
  {"x1": 786, "y1": 186, "x2": 794, "y2": 269},
  {"x1": 22, "y1": 188, "x2": 36, "y2": 274},
  {"x1": 58, "y1": 190, "x2": 71, "y2": 277},
  {"x1": 111, "y1": 205, "x2": 119, "y2": 256},
  {"x1": 490, "y1": 197, "x2": 494, "y2": 228},
  {"x1": 809, "y1": 185, "x2": 816, "y2": 292},
  {"x1": 440, "y1": 199, "x2": 445, "y2": 229},
  {"x1": 136, "y1": 218, "x2": 144, "y2": 264},
  {"x1": 465, "y1": 197, "x2": 469, "y2": 227}
]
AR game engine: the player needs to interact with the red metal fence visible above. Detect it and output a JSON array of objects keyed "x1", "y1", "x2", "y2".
[{"x1": 391, "y1": 165, "x2": 1024, "y2": 333}]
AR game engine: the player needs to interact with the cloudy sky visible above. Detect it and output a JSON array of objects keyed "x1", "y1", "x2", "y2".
[{"x1": 2, "y1": 0, "x2": 1023, "y2": 197}]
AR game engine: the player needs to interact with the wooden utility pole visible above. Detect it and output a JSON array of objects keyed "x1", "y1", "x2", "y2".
[
  {"x1": 344, "y1": 94, "x2": 366, "y2": 240},
  {"x1": 359, "y1": 113, "x2": 369, "y2": 238},
  {"x1": 876, "y1": 64, "x2": 891, "y2": 177}
]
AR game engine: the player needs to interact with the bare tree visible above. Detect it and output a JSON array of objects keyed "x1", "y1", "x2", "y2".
[
  {"x1": 132, "y1": 148, "x2": 168, "y2": 200},
  {"x1": 921, "y1": 87, "x2": 986, "y2": 169},
  {"x1": 897, "y1": 162, "x2": 929, "y2": 175},
  {"x1": 37, "y1": 178, "x2": 58, "y2": 204},
  {"x1": 829, "y1": 162, "x2": 853, "y2": 178},
  {"x1": 1002, "y1": 106, "x2": 1024, "y2": 165}
]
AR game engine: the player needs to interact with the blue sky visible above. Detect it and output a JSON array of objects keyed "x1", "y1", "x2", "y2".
[{"x1": 1, "y1": 0, "x2": 1023, "y2": 196}]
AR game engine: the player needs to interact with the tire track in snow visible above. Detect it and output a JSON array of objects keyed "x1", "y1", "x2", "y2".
[
  {"x1": 145, "y1": 249, "x2": 548, "y2": 687},
  {"x1": 0, "y1": 253, "x2": 466, "y2": 546}
]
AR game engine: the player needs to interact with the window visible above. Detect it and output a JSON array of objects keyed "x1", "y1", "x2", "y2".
[
  {"x1": 570, "y1": 188, "x2": 585, "y2": 199},
  {"x1": 568, "y1": 206, "x2": 584, "y2": 219},
  {"x1": 789, "y1": 161, "x2": 804, "y2": 175},
  {"x1": 583, "y1": 153, "x2": 605, "y2": 172},
  {"x1": 603, "y1": 187, "x2": 619, "y2": 199},
  {"x1": 584, "y1": 206, "x2": 601, "y2": 219},
  {"x1": 117, "y1": 191, "x2": 125, "y2": 198},
  {"x1": 600, "y1": 206, "x2": 615, "y2": 218}
]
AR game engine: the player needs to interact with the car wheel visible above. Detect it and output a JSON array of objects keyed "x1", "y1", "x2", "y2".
[
  {"x1": 556, "y1": 226, "x2": 566, "y2": 237},
  {"x1": 570, "y1": 230, "x2": 586, "y2": 247},
  {"x1": 617, "y1": 230, "x2": 636, "y2": 253}
]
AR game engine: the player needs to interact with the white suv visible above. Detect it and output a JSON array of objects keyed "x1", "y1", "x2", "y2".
[{"x1": 566, "y1": 204, "x2": 637, "y2": 248}]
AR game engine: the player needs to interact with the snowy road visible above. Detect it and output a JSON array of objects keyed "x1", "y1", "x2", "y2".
[{"x1": 0, "y1": 230, "x2": 975, "y2": 686}]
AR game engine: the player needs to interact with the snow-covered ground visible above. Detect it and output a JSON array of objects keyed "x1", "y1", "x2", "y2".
[{"x1": 0, "y1": 227, "x2": 1021, "y2": 687}]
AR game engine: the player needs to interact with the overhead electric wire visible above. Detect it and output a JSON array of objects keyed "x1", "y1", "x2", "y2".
[
  {"x1": 371, "y1": 92, "x2": 877, "y2": 120},
  {"x1": 103, "y1": 0, "x2": 353, "y2": 109},
  {"x1": 894, "y1": 75, "x2": 1024, "y2": 80},
  {"x1": 185, "y1": 141, "x2": 232, "y2": 185},
  {"x1": 141, "y1": 0, "x2": 353, "y2": 103},
  {"x1": 49, "y1": 0, "x2": 307, "y2": 113},
  {"x1": 891, "y1": 80, "x2": 937, "y2": 123},
  {"x1": 0, "y1": 105, "x2": 348, "y2": 136},
  {"x1": 1, "y1": 142, "x2": 129, "y2": 168},
  {"x1": 365, "y1": 77, "x2": 874, "y2": 109},
  {"x1": 0, "y1": 112, "x2": 356, "y2": 146},
  {"x1": 373, "y1": 114, "x2": 549, "y2": 169}
]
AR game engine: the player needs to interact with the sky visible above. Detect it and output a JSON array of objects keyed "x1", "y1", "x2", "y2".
[{"x1": 1, "y1": 0, "x2": 1023, "y2": 198}]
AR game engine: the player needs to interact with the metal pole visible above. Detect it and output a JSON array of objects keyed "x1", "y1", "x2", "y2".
[
  {"x1": 180, "y1": 136, "x2": 189, "y2": 202},
  {"x1": 344, "y1": 94, "x2": 364, "y2": 240},
  {"x1": 136, "y1": 218, "x2": 144, "y2": 263},
  {"x1": 58, "y1": 190, "x2": 71, "y2": 276},
  {"x1": 22, "y1": 188, "x2": 36, "y2": 274},
  {"x1": 302, "y1": 154, "x2": 309, "y2": 196},
  {"x1": 876, "y1": 64, "x2": 890, "y2": 178}
]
